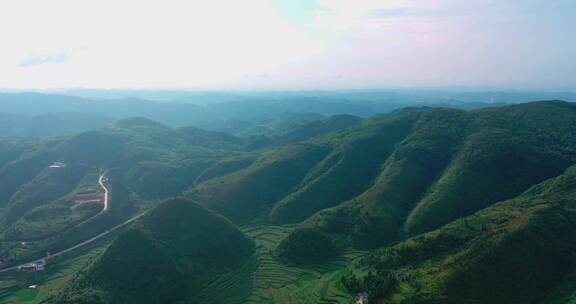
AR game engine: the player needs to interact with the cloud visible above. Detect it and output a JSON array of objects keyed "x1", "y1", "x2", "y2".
[
  {"x1": 1, "y1": 0, "x2": 574, "y2": 89},
  {"x1": 366, "y1": 7, "x2": 448, "y2": 18},
  {"x1": 18, "y1": 51, "x2": 74, "y2": 67}
]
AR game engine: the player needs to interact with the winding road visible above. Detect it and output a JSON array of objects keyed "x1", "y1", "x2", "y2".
[
  {"x1": 99, "y1": 171, "x2": 109, "y2": 212},
  {"x1": 0, "y1": 171, "x2": 146, "y2": 273},
  {"x1": 69, "y1": 170, "x2": 109, "y2": 229}
]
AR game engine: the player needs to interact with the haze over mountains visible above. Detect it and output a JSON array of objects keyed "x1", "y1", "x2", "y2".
[
  {"x1": 1, "y1": 90, "x2": 575, "y2": 138},
  {"x1": 186, "y1": 101, "x2": 576, "y2": 244},
  {"x1": 1, "y1": 0, "x2": 574, "y2": 302},
  {"x1": 0, "y1": 91, "x2": 575, "y2": 304}
]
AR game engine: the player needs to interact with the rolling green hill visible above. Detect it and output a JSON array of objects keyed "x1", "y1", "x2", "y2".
[
  {"x1": 0, "y1": 118, "x2": 246, "y2": 263},
  {"x1": 343, "y1": 163, "x2": 576, "y2": 304},
  {"x1": 2, "y1": 164, "x2": 93, "y2": 227},
  {"x1": 0, "y1": 112, "x2": 113, "y2": 138},
  {"x1": 63, "y1": 117, "x2": 244, "y2": 167},
  {"x1": 0, "y1": 139, "x2": 63, "y2": 205},
  {"x1": 43, "y1": 198, "x2": 254, "y2": 304},
  {"x1": 186, "y1": 101, "x2": 576, "y2": 250},
  {"x1": 187, "y1": 143, "x2": 331, "y2": 222},
  {"x1": 306, "y1": 101, "x2": 576, "y2": 248},
  {"x1": 194, "y1": 155, "x2": 256, "y2": 184},
  {"x1": 269, "y1": 114, "x2": 362, "y2": 146},
  {"x1": 276, "y1": 228, "x2": 338, "y2": 265},
  {"x1": 2, "y1": 100, "x2": 576, "y2": 304},
  {"x1": 237, "y1": 113, "x2": 362, "y2": 149}
]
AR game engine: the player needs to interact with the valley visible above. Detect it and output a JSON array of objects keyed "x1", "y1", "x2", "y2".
[
  {"x1": 0, "y1": 99, "x2": 575, "y2": 304},
  {"x1": 2, "y1": 0, "x2": 574, "y2": 301}
]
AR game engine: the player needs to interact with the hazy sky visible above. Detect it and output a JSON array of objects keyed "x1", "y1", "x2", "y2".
[{"x1": 1, "y1": 0, "x2": 574, "y2": 90}]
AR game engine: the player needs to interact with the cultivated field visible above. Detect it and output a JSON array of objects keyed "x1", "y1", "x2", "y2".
[
  {"x1": 0, "y1": 242, "x2": 109, "y2": 304},
  {"x1": 196, "y1": 222, "x2": 364, "y2": 304}
]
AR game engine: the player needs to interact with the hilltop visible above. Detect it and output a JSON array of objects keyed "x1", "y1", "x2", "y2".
[
  {"x1": 44, "y1": 198, "x2": 255, "y2": 304},
  {"x1": 0, "y1": 91, "x2": 538, "y2": 138},
  {"x1": 2, "y1": 100, "x2": 576, "y2": 304},
  {"x1": 186, "y1": 101, "x2": 576, "y2": 249},
  {"x1": 0, "y1": 118, "x2": 247, "y2": 263},
  {"x1": 343, "y1": 163, "x2": 576, "y2": 303}
]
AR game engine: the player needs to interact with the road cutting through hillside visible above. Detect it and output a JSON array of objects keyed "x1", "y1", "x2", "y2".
[
  {"x1": 98, "y1": 170, "x2": 109, "y2": 212},
  {"x1": 0, "y1": 171, "x2": 147, "y2": 273},
  {"x1": 0, "y1": 211, "x2": 146, "y2": 273},
  {"x1": 63, "y1": 170, "x2": 109, "y2": 230}
]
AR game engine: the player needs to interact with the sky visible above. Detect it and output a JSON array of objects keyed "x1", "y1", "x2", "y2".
[{"x1": 0, "y1": 0, "x2": 575, "y2": 90}]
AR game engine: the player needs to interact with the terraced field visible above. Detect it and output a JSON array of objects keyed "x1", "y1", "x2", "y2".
[
  {"x1": 31, "y1": 243, "x2": 109, "y2": 303},
  {"x1": 193, "y1": 254, "x2": 258, "y2": 304},
  {"x1": 0, "y1": 242, "x2": 109, "y2": 304},
  {"x1": 1, "y1": 221, "x2": 363, "y2": 304},
  {"x1": 191, "y1": 223, "x2": 363, "y2": 304},
  {"x1": 243, "y1": 224, "x2": 363, "y2": 304}
]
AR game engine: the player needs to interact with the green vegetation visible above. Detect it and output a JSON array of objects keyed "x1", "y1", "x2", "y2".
[
  {"x1": 543, "y1": 271, "x2": 576, "y2": 304},
  {"x1": 0, "y1": 116, "x2": 246, "y2": 263},
  {"x1": 0, "y1": 140, "x2": 62, "y2": 205},
  {"x1": 240, "y1": 224, "x2": 362, "y2": 304},
  {"x1": 187, "y1": 143, "x2": 331, "y2": 222},
  {"x1": 302, "y1": 101, "x2": 576, "y2": 248},
  {"x1": 45, "y1": 198, "x2": 254, "y2": 304},
  {"x1": 2, "y1": 100, "x2": 576, "y2": 304},
  {"x1": 343, "y1": 164, "x2": 576, "y2": 303},
  {"x1": 287, "y1": 114, "x2": 361, "y2": 139},
  {"x1": 0, "y1": 112, "x2": 112, "y2": 139},
  {"x1": 276, "y1": 228, "x2": 337, "y2": 265},
  {"x1": 124, "y1": 159, "x2": 212, "y2": 198},
  {"x1": 3, "y1": 165, "x2": 93, "y2": 227},
  {"x1": 0, "y1": 139, "x2": 34, "y2": 169},
  {"x1": 0, "y1": 235, "x2": 111, "y2": 304},
  {"x1": 185, "y1": 101, "x2": 576, "y2": 253},
  {"x1": 270, "y1": 112, "x2": 414, "y2": 224},
  {"x1": 268, "y1": 114, "x2": 362, "y2": 147},
  {"x1": 0, "y1": 288, "x2": 38, "y2": 303},
  {"x1": 194, "y1": 156, "x2": 256, "y2": 184}
]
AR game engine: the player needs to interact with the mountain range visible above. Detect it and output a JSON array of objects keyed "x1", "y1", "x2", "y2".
[{"x1": 0, "y1": 99, "x2": 575, "y2": 304}]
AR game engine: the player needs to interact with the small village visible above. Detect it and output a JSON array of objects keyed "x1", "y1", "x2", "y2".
[{"x1": 18, "y1": 258, "x2": 46, "y2": 272}]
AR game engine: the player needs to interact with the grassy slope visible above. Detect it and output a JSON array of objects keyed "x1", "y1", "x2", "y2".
[
  {"x1": 0, "y1": 139, "x2": 35, "y2": 169},
  {"x1": 39, "y1": 222, "x2": 360, "y2": 304},
  {"x1": 187, "y1": 101, "x2": 576, "y2": 252},
  {"x1": 271, "y1": 114, "x2": 362, "y2": 146},
  {"x1": 4, "y1": 101, "x2": 576, "y2": 304},
  {"x1": 345, "y1": 164, "x2": 576, "y2": 304},
  {"x1": 45, "y1": 198, "x2": 254, "y2": 304},
  {"x1": 194, "y1": 156, "x2": 256, "y2": 184},
  {"x1": 4, "y1": 173, "x2": 102, "y2": 241},
  {"x1": 0, "y1": 244, "x2": 110, "y2": 304},
  {"x1": 3, "y1": 165, "x2": 93, "y2": 227},
  {"x1": 239, "y1": 224, "x2": 362, "y2": 304},
  {"x1": 404, "y1": 101, "x2": 576, "y2": 236},
  {"x1": 175, "y1": 101, "x2": 576, "y2": 303},
  {"x1": 297, "y1": 108, "x2": 466, "y2": 248},
  {"x1": 543, "y1": 271, "x2": 576, "y2": 304},
  {"x1": 187, "y1": 143, "x2": 332, "y2": 222},
  {"x1": 270, "y1": 113, "x2": 414, "y2": 224},
  {"x1": 0, "y1": 117, "x2": 245, "y2": 260},
  {"x1": 0, "y1": 140, "x2": 63, "y2": 206},
  {"x1": 304, "y1": 101, "x2": 576, "y2": 248}
]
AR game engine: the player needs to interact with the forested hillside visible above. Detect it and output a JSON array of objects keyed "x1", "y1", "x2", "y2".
[
  {"x1": 343, "y1": 164, "x2": 576, "y2": 303},
  {"x1": 187, "y1": 101, "x2": 576, "y2": 249},
  {"x1": 2, "y1": 100, "x2": 576, "y2": 304},
  {"x1": 44, "y1": 198, "x2": 254, "y2": 304},
  {"x1": 0, "y1": 118, "x2": 247, "y2": 263}
]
